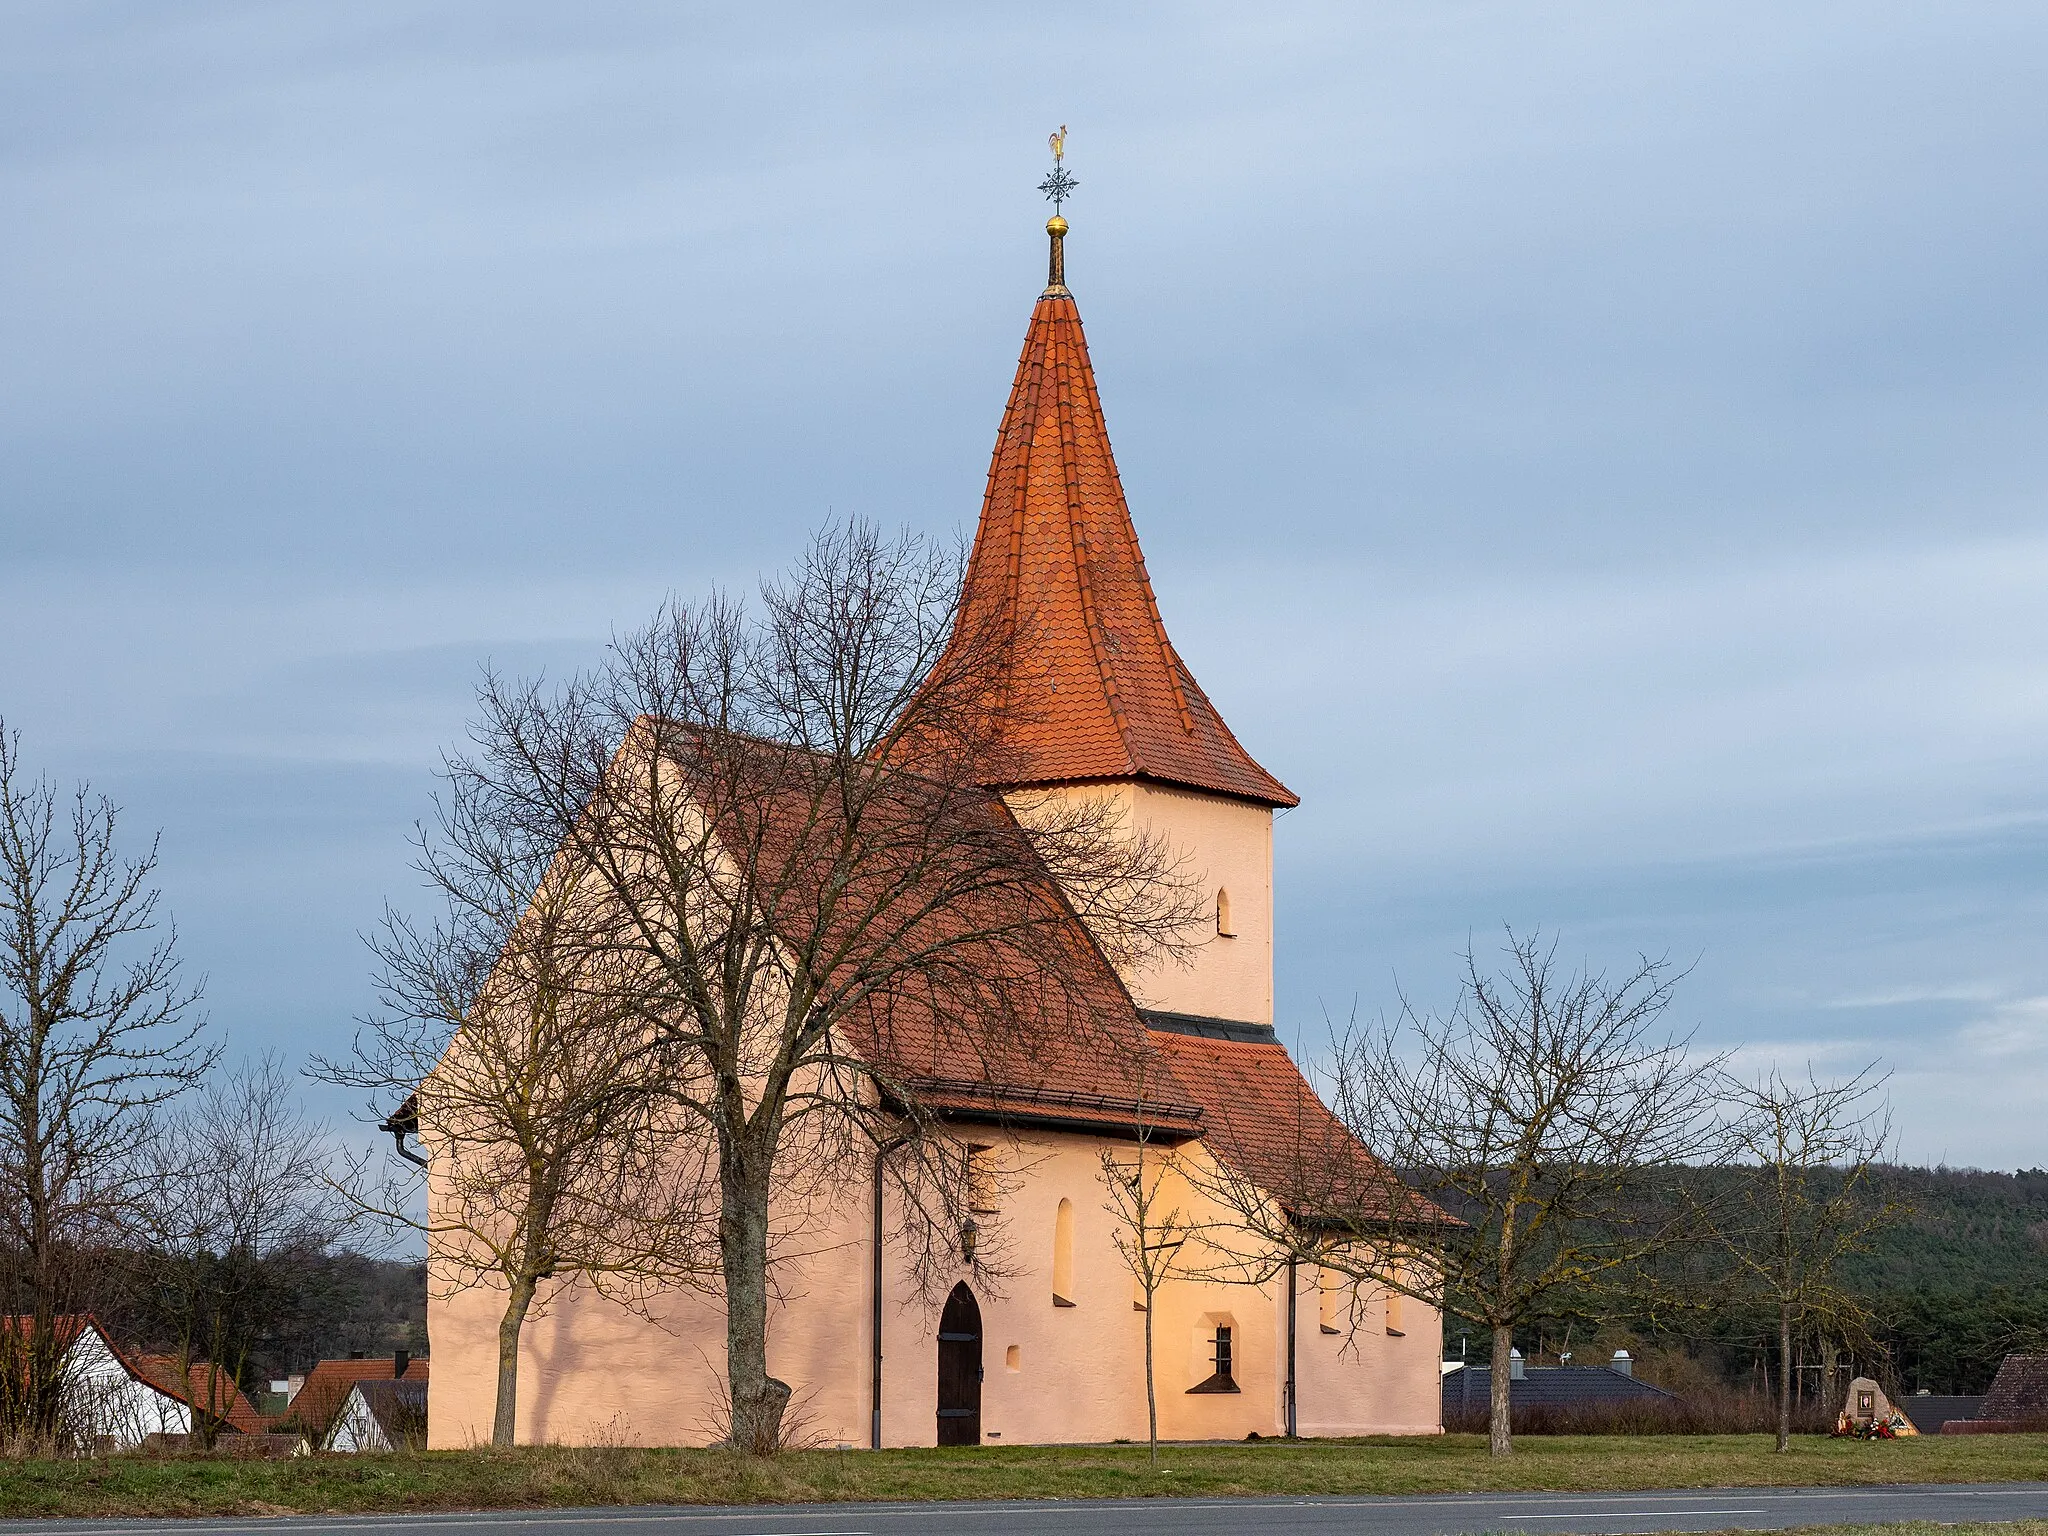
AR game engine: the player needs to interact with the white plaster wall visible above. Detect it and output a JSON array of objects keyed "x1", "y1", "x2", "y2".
[{"x1": 66, "y1": 1331, "x2": 191, "y2": 1449}]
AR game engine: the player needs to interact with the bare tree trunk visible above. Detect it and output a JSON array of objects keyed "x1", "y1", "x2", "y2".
[
  {"x1": 1490, "y1": 1325, "x2": 1513, "y2": 1457},
  {"x1": 1144, "y1": 1293, "x2": 1157, "y2": 1466},
  {"x1": 493, "y1": 1273, "x2": 537, "y2": 1449},
  {"x1": 1776, "y1": 1303, "x2": 1793, "y2": 1452},
  {"x1": 721, "y1": 1145, "x2": 789, "y2": 1454}
]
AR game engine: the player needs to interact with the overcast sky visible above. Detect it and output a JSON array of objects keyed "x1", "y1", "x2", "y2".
[{"x1": 4, "y1": 2, "x2": 2045, "y2": 1168}]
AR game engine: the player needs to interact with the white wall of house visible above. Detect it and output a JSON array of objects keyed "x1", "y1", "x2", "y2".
[
  {"x1": 326, "y1": 1387, "x2": 392, "y2": 1453},
  {"x1": 64, "y1": 1330, "x2": 190, "y2": 1451}
]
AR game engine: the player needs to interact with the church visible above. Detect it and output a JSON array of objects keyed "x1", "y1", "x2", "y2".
[{"x1": 424, "y1": 205, "x2": 1444, "y2": 1449}]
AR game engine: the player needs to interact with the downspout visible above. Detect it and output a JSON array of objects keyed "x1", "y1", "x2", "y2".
[
  {"x1": 1285, "y1": 1255, "x2": 1298, "y2": 1437},
  {"x1": 872, "y1": 1135, "x2": 905, "y2": 1450}
]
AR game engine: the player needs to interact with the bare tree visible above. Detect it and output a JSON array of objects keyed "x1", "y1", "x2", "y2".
[
  {"x1": 1715, "y1": 1063, "x2": 1904, "y2": 1452},
  {"x1": 0, "y1": 721, "x2": 215, "y2": 1441},
  {"x1": 1190, "y1": 930, "x2": 1723, "y2": 1456},
  {"x1": 318, "y1": 789, "x2": 715, "y2": 1449},
  {"x1": 442, "y1": 518, "x2": 1203, "y2": 1453},
  {"x1": 1097, "y1": 1053, "x2": 1190, "y2": 1465},
  {"x1": 129, "y1": 1054, "x2": 355, "y2": 1447}
]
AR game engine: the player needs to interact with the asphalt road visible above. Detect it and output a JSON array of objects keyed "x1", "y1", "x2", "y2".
[{"x1": 3, "y1": 1484, "x2": 2046, "y2": 1536}]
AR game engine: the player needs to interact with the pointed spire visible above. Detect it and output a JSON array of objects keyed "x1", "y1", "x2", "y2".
[{"x1": 941, "y1": 173, "x2": 1297, "y2": 809}]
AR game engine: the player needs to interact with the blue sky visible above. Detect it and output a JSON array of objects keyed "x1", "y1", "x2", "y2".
[{"x1": 4, "y1": 2, "x2": 2045, "y2": 1167}]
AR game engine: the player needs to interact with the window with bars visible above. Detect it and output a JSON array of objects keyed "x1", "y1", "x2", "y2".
[{"x1": 1187, "y1": 1321, "x2": 1239, "y2": 1394}]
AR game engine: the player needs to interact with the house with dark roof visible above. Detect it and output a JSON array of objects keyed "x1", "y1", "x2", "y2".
[
  {"x1": 1443, "y1": 1352, "x2": 1681, "y2": 1420},
  {"x1": 1947, "y1": 1354, "x2": 2048, "y2": 1432},
  {"x1": 1900, "y1": 1394, "x2": 1983, "y2": 1433},
  {"x1": 278, "y1": 1352, "x2": 428, "y2": 1446},
  {"x1": 424, "y1": 197, "x2": 1446, "y2": 1450},
  {"x1": 326, "y1": 1378, "x2": 429, "y2": 1453}
]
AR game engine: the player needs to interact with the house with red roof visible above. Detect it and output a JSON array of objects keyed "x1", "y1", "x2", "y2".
[
  {"x1": 277, "y1": 1351, "x2": 428, "y2": 1446},
  {"x1": 424, "y1": 201, "x2": 1444, "y2": 1448},
  {"x1": 7, "y1": 1316, "x2": 264, "y2": 1450}
]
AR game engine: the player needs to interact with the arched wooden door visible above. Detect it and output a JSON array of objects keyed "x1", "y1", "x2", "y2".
[{"x1": 936, "y1": 1281, "x2": 982, "y2": 1446}]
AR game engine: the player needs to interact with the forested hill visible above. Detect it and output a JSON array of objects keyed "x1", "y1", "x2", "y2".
[
  {"x1": 1636, "y1": 1164, "x2": 2048, "y2": 1396},
  {"x1": 1849, "y1": 1165, "x2": 2048, "y2": 1393},
  {"x1": 1850, "y1": 1166, "x2": 2048, "y2": 1291}
]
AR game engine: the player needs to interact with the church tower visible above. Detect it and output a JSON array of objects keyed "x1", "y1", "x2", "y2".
[{"x1": 948, "y1": 194, "x2": 1296, "y2": 1031}]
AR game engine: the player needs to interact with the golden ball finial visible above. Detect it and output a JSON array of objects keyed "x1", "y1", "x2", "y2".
[{"x1": 1046, "y1": 215, "x2": 1068, "y2": 237}]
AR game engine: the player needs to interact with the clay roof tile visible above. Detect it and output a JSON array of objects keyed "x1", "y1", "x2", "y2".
[{"x1": 945, "y1": 276, "x2": 1296, "y2": 808}]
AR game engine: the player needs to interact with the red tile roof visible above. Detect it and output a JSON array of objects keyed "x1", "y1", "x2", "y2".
[
  {"x1": 944, "y1": 283, "x2": 1296, "y2": 808},
  {"x1": 5, "y1": 1315, "x2": 267, "y2": 1432},
  {"x1": 127, "y1": 1354, "x2": 268, "y2": 1433},
  {"x1": 279, "y1": 1357, "x2": 429, "y2": 1440},
  {"x1": 1982, "y1": 1354, "x2": 2048, "y2": 1420},
  {"x1": 663, "y1": 733, "x2": 1411, "y2": 1211},
  {"x1": 656, "y1": 726, "x2": 1203, "y2": 1137},
  {"x1": 1148, "y1": 1031, "x2": 1443, "y2": 1224}
]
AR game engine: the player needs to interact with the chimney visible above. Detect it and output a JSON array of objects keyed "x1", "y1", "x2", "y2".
[
  {"x1": 394, "y1": 1349, "x2": 411, "y2": 1379},
  {"x1": 1611, "y1": 1349, "x2": 1633, "y2": 1378},
  {"x1": 1508, "y1": 1348, "x2": 1525, "y2": 1381}
]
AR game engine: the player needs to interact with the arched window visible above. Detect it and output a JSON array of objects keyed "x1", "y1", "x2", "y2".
[
  {"x1": 1215, "y1": 888, "x2": 1234, "y2": 937},
  {"x1": 1052, "y1": 1198, "x2": 1075, "y2": 1306}
]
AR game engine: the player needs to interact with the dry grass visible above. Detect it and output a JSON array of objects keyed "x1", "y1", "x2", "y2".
[
  {"x1": 1442, "y1": 1389, "x2": 1841, "y2": 1436},
  {"x1": 0, "y1": 1431, "x2": 2045, "y2": 1519}
]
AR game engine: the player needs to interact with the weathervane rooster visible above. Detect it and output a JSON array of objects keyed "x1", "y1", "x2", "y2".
[{"x1": 1039, "y1": 124, "x2": 1077, "y2": 213}]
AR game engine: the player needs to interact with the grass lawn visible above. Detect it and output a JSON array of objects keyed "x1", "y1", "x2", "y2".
[{"x1": 0, "y1": 1433, "x2": 2044, "y2": 1520}]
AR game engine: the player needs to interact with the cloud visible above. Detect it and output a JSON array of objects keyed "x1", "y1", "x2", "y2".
[{"x1": 4, "y1": 1, "x2": 2047, "y2": 1164}]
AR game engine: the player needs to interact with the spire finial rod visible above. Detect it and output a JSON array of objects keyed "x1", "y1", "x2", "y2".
[{"x1": 1038, "y1": 126, "x2": 1077, "y2": 295}]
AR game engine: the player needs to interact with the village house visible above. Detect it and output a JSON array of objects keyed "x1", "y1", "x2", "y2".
[
  {"x1": 424, "y1": 211, "x2": 1445, "y2": 1448},
  {"x1": 1442, "y1": 1350, "x2": 1680, "y2": 1424},
  {"x1": 326, "y1": 1378, "x2": 429, "y2": 1453},
  {"x1": 5, "y1": 1315, "x2": 265, "y2": 1451},
  {"x1": 279, "y1": 1350, "x2": 430, "y2": 1447}
]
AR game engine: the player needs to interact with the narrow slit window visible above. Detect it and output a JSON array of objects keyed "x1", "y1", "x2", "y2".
[
  {"x1": 1052, "y1": 1198, "x2": 1076, "y2": 1306},
  {"x1": 1385, "y1": 1287, "x2": 1405, "y2": 1337},
  {"x1": 966, "y1": 1145, "x2": 999, "y2": 1215},
  {"x1": 1318, "y1": 1266, "x2": 1342, "y2": 1335},
  {"x1": 1215, "y1": 888, "x2": 1234, "y2": 937}
]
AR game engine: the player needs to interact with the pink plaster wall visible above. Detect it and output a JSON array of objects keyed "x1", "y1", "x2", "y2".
[
  {"x1": 1009, "y1": 784, "x2": 1274, "y2": 1025},
  {"x1": 426, "y1": 1129, "x2": 1441, "y2": 1448}
]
